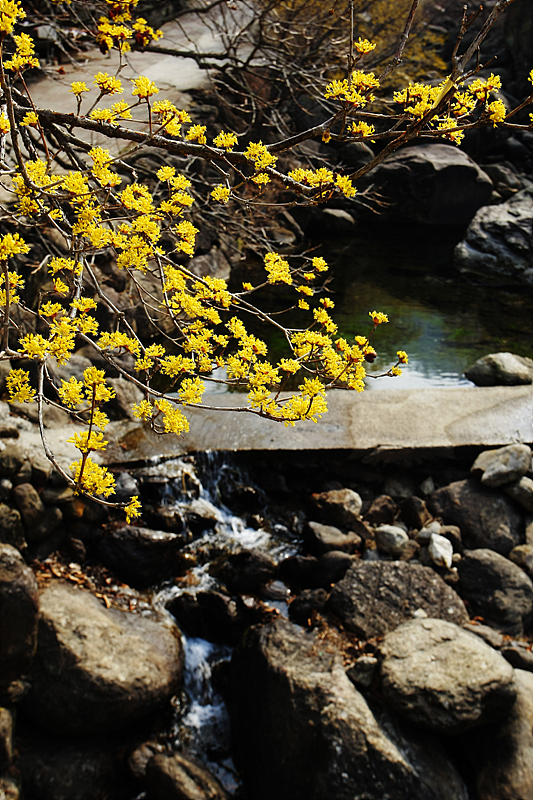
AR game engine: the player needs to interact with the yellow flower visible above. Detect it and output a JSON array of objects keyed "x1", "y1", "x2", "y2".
[
  {"x1": 251, "y1": 173, "x2": 270, "y2": 185},
  {"x1": 0, "y1": 114, "x2": 10, "y2": 135},
  {"x1": 397, "y1": 350, "x2": 408, "y2": 364},
  {"x1": 0, "y1": 0, "x2": 26, "y2": 34},
  {"x1": 185, "y1": 124, "x2": 207, "y2": 144},
  {"x1": 487, "y1": 99, "x2": 506, "y2": 125},
  {"x1": 131, "y1": 76, "x2": 159, "y2": 98},
  {"x1": 132, "y1": 399, "x2": 154, "y2": 420},
  {"x1": 125, "y1": 495, "x2": 142, "y2": 523},
  {"x1": 211, "y1": 185, "x2": 230, "y2": 203},
  {"x1": 53, "y1": 277, "x2": 69, "y2": 295},
  {"x1": 6, "y1": 369, "x2": 34, "y2": 403},
  {"x1": 40, "y1": 301, "x2": 63, "y2": 317},
  {"x1": 18, "y1": 333, "x2": 50, "y2": 360},
  {"x1": 70, "y1": 81, "x2": 90, "y2": 96},
  {"x1": 178, "y1": 377, "x2": 205, "y2": 405},
  {"x1": 58, "y1": 377, "x2": 84, "y2": 408},
  {"x1": 335, "y1": 174, "x2": 357, "y2": 198},
  {"x1": 369, "y1": 310, "x2": 388, "y2": 325},
  {"x1": 67, "y1": 431, "x2": 108, "y2": 454},
  {"x1": 93, "y1": 72, "x2": 123, "y2": 95},
  {"x1": 213, "y1": 131, "x2": 238, "y2": 150},
  {"x1": 154, "y1": 398, "x2": 189, "y2": 434},
  {"x1": 264, "y1": 252, "x2": 292, "y2": 285},
  {"x1": 244, "y1": 141, "x2": 277, "y2": 170},
  {"x1": 70, "y1": 457, "x2": 116, "y2": 497},
  {"x1": 157, "y1": 166, "x2": 175, "y2": 181},
  {"x1": 355, "y1": 38, "x2": 376, "y2": 54},
  {"x1": 21, "y1": 111, "x2": 38, "y2": 127},
  {"x1": 391, "y1": 366, "x2": 402, "y2": 376},
  {"x1": 350, "y1": 121, "x2": 375, "y2": 139}
]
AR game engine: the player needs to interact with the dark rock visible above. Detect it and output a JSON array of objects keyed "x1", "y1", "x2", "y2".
[
  {"x1": 278, "y1": 554, "x2": 320, "y2": 589},
  {"x1": 12, "y1": 460, "x2": 32, "y2": 486},
  {"x1": 146, "y1": 752, "x2": 228, "y2": 800},
  {"x1": 197, "y1": 591, "x2": 250, "y2": 644},
  {"x1": 184, "y1": 498, "x2": 220, "y2": 535},
  {"x1": 457, "y1": 548, "x2": 533, "y2": 635},
  {"x1": 0, "y1": 544, "x2": 39, "y2": 689},
  {"x1": 383, "y1": 472, "x2": 417, "y2": 500},
  {"x1": 338, "y1": 141, "x2": 374, "y2": 169},
  {"x1": 481, "y1": 163, "x2": 523, "y2": 199},
  {"x1": 501, "y1": 645, "x2": 533, "y2": 672},
  {"x1": 97, "y1": 525, "x2": 185, "y2": 589},
  {"x1": 465, "y1": 352, "x2": 533, "y2": 386},
  {"x1": 504, "y1": 476, "x2": 533, "y2": 514},
  {"x1": 346, "y1": 656, "x2": 378, "y2": 689},
  {"x1": 364, "y1": 143, "x2": 492, "y2": 226},
  {"x1": 440, "y1": 525, "x2": 462, "y2": 553},
  {"x1": 462, "y1": 622, "x2": 504, "y2": 649},
  {"x1": 210, "y1": 550, "x2": 276, "y2": 593},
  {"x1": 400, "y1": 496, "x2": 430, "y2": 530},
  {"x1": 327, "y1": 561, "x2": 468, "y2": 639},
  {"x1": 364, "y1": 494, "x2": 398, "y2": 526},
  {"x1": 379, "y1": 618, "x2": 516, "y2": 734},
  {"x1": 0, "y1": 425, "x2": 18, "y2": 439},
  {"x1": 310, "y1": 488, "x2": 362, "y2": 527},
  {"x1": 12, "y1": 483, "x2": 45, "y2": 531},
  {"x1": 0, "y1": 447, "x2": 24, "y2": 479},
  {"x1": 289, "y1": 588, "x2": 328, "y2": 626},
  {"x1": 471, "y1": 444, "x2": 532, "y2": 488},
  {"x1": 25, "y1": 583, "x2": 183, "y2": 734},
  {"x1": 0, "y1": 706, "x2": 13, "y2": 769},
  {"x1": 316, "y1": 550, "x2": 353, "y2": 586},
  {"x1": 112, "y1": 471, "x2": 140, "y2": 503},
  {"x1": 454, "y1": 188, "x2": 533, "y2": 286},
  {"x1": 229, "y1": 617, "x2": 468, "y2": 800},
  {"x1": 428, "y1": 479, "x2": 523, "y2": 556},
  {"x1": 305, "y1": 521, "x2": 361, "y2": 554},
  {"x1": 0, "y1": 503, "x2": 25, "y2": 550},
  {"x1": 128, "y1": 740, "x2": 164, "y2": 780},
  {"x1": 471, "y1": 669, "x2": 533, "y2": 799},
  {"x1": 26, "y1": 506, "x2": 63, "y2": 544},
  {"x1": 399, "y1": 539, "x2": 421, "y2": 561},
  {"x1": 30, "y1": 453, "x2": 53, "y2": 487},
  {"x1": 143, "y1": 504, "x2": 184, "y2": 533}
]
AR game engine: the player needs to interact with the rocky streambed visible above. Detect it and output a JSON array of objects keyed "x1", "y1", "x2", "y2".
[{"x1": 1, "y1": 425, "x2": 533, "y2": 799}]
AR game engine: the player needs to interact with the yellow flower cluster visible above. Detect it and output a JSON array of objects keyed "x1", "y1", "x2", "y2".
[
  {"x1": 325, "y1": 70, "x2": 380, "y2": 106},
  {"x1": 244, "y1": 141, "x2": 277, "y2": 171},
  {"x1": 6, "y1": 369, "x2": 35, "y2": 403},
  {"x1": 213, "y1": 131, "x2": 238, "y2": 150},
  {"x1": 0, "y1": 0, "x2": 25, "y2": 34},
  {"x1": 264, "y1": 252, "x2": 292, "y2": 285},
  {"x1": 4, "y1": 32, "x2": 39, "y2": 72}
]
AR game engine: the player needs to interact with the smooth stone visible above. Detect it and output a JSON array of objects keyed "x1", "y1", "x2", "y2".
[
  {"x1": 305, "y1": 521, "x2": 361, "y2": 554},
  {"x1": 504, "y1": 476, "x2": 533, "y2": 514},
  {"x1": 465, "y1": 352, "x2": 533, "y2": 386},
  {"x1": 428, "y1": 533, "x2": 453, "y2": 569},
  {"x1": 310, "y1": 488, "x2": 363, "y2": 527},
  {"x1": 375, "y1": 524, "x2": 409, "y2": 557},
  {"x1": 471, "y1": 444, "x2": 532, "y2": 488},
  {"x1": 363, "y1": 494, "x2": 398, "y2": 526},
  {"x1": 462, "y1": 622, "x2": 504, "y2": 649}
]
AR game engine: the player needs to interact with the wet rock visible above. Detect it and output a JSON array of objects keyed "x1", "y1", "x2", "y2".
[
  {"x1": 184, "y1": 498, "x2": 220, "y2": 535},
  {"x1": 428, "y1": 533, "x2": 453, "y2": 569},
  {"x1": 229, "y1": 617, "x2": 468, "y2": 800},
  {"x1": 310, "y1": 488, "x2": 362, "y2": 527},
  {"x1": 305, "y1": 521, "x2": 361, "y2": 554},
  {"x1": 289, "y1": 588, "x2": 328, "y2": 626},
  {"x1": 146, "y1": 752, "x2": 228, "y2": 800},
  {"x1": 25, "y1": 583, "x2": 183, "y2": 734},
  {"x1": 471, "y1": 444, "x2": 532, "y2": 488},
  {"x1": 210, "y1": 550, "x2": 276, "y2": 593},
  {"x1": 454, "y1": 188, "x2": 533, "y2": 286},
  {"x1": 504, "y1": 476, "x2": 533, "y2": 514},
  {"x1": 375, "y1": 525, "x2": 409, "y2": 557},
  {"x1": 363, "y1": 494, "x2": 398, "y2": 526},
  {"x1": 400, "y1": 496, "x2": 430, "y2": 530},
  {"x1": 327, "y1": 561, "x2": 468, "y2": 639},
  {"x1": 97, "y1": 525, "x2": 185, "y2": 588},
  {"x1": 462, "y1": 622, "x2": 504, "y2": 649},
  {"x1": 0, "y1": 503, "x2": 25, "y2": 550},
  {"x1": 457, "y1": 549, "x2": 533, "y2": 635},
  {"x1": 0, "y1": 544, "x2": 39, "y2": 689},
  {"x1": 472, "y1": 669, "x2": 533, "y2": 799},
  {"x1": 368, "y1": 141, "x2": 492, "y2": 223},
  {"x1": 379, "y1": 618, "x2": 516, "y2": 734},
  {"x1": 428, "y1": 479, "x2": 523, "y2": 556},
  {"x1": 464, "y1": 352, "x2": 533, "y2": 386},
  {"x1": 0, "y1": 706, "x2": 13, "y2": 769}
]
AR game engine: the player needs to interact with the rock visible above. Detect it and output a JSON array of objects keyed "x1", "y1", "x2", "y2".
[
  {"x1": 464, "y1": 352, "x2": 533, "y2": 386},
  {"x1": 383, "y1": 472, "x2": 417, "y2": 500},
  {"x1": 277, "y1": 554, "x2": 320, "y2": 589},
  {"x1": 417, "y1": 520, "x2": 442, "y2": 545},
  {"x1": 472, "y1": 669, "x2": 533, "y2": 799},
  {"x1": 106, "y1": 377, "x2": 143, "y2": 420},
  {"x1": 113, "y1": 471, "x2": 140, "y2": 503},
  {"x1": 315, "y1": 550, "x2": 353, "y2": 586},
  {"x1": 399, "y1": 539, "x2": 421, "y2": 561},
  {"x1": 462, "y1": 622, "x2": 504, "y2": 649},
  {"x1": 428, "y1": 479, "x2": 523, "y2": 556},
  {"x1": 500, "y1": 645, "x2": 533, "y2": 672},
  {"x1": 338, "y1": 140, "x2": 374, "y2": 169},
  {"x1": 25, "y1": 583, "x2": 183, "y2": 733},
  {"x1": 317, "y1": 207, "x2": 356, "y2": 233},
  {"x1": 508, "y1": 543, "x2": 533, "y2": 569},
  {"x1": 168, "y1": 590, "x2": 253, "y2": 645},
  {"x1": 47, "y1": 353, "x2": 93, "y2": 386},
  {"x1": 471, "y1": 444, "x2": 532, "y2": 488},
  {"x1": 428, "y1": 533, "x2": 453, "y2": 568},
  {"x1": 128, "y1": 740, "x2": 164, "y2": 780},
  {"x1": 481, "y1": 163, "x2": 523, "y2": 199},
  {"x1": 0, "y1": 544, "x2": 39, "y2": 688},
  {"x1": 97, "y1": 525, "x2": 186, "y2": 588},
  {"x1": 457, "y1": 549, "x2": 533, "y2": 635},
  {"x1": 146, "y1": 752, "x2": 228, "y2": 800},
  {"x1": 375, "y1": 524, "x2": 409, "y2": 557},
  {"x1": 346, "y1": 655, "x2": 378, "y2": 689},
  {"x1": 0, "y1": 503, "x2": 25, "y2": 550},
  {"x1": 0, "y1": 706, "x2": 13, "y2": 769},
  {"x1": 454, "y1": 187, "x2": 533, "y2": 286},
  {"x1": 12, "y1": 483, "x2": 45, "y2": 531},
  {"x1": 30, "y1": 453, "x2": 53, "y2": 487},
  {"x1": 0, "y1": 778, "x2": 18, "y2": 799},
  {"x1": 305, "y1": 521, "x2": 361, "y2": 554},
  {"x1": 364, "y1": 143, "x2": 492, "y2": 226},
  {"x1": 327, "y1": 561, "x2": 468, "y2": 639},
  {"x1": 0, "y1": 447, "x2": 24, "y2": 479},
  {"x1": 184, "y1": 498, "x2": 220, "y2": 534},
  {"x1": 26, "y1": 506, "x2": 63, "y2": 545},
  {"x1": 400, "y1": 496, "x2": 431, "y2": 530},
  {"x1": 439, "y1": 525, "x2": 463, "y2": 553},
  {"x1": 210, "y1": 550, "x2": 277, "y2": 593},
  {"x1": 189, "y1": 247, "x2": 231, "y2": 281},
  {"x1": 229, "y1": 617, "x2": 468, "y2": 800},
  {"x1": 289, "y1": 588, "x2": 328, "y2": 626},
  {"x1": 379, "y1": 618, "x2": 516, "y2": 734},
  {"x1": 504, "y1": 476, "x2": 533, "y2": 514},
  {"x1": 310, "y1": 488, "x2": 362, "y2": 527},
  {"x1": 363, "y1": 494, "x2": 398, "y2": 526}
]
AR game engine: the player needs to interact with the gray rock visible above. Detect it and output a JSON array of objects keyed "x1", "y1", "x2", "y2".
[
  {"x1": 0, "y1": 503, "x2": 25, "y2": 550},
  {"x1": 0, "y1": 447, "x2": 24, "y2": 479},
  {"x1": 504, "y1": 476, "x2": 533, "y2": 513},
  {"x1": 189, "y1": 247, "x2": 231, "y2": 281},
  {"x1": 310, "y1": 488, "x2": 362, "y2": 527},
  {"x1": 0, "y1": 706, "x2": 13, "y2": 769},
  {"x1": 210, "y1": 549, "x2": 276, "y2": 593},
  {"x1": 379, "y1": 618, "x2": 516, "y2": 734},
  {"x1": 363, "y1": 494, "x2": 398, "y2": 526},
  {"x1": 500, "y1": 646, "x2": 533, "y2": 673},
  {"x1": 481, "y1": 164, "x2": 523, "y2": 199},
  {"x1": 25, "y1": 583, "x2": 183, "y2": 734},
  {"x1": 305, "y1": 521, "x2": 361, "y2": 554},
  {"x1": 464, "y1": 352, "x2": 533, "y2": 386},
  {"x1": 346, "y1": 655, "x2": 378, "y2": 689},
  {"x1": 12, "y1": 483, "x2": 45, "y2": 531},
  {"x1": 48, "y1": 353, "x2": 93, "y2": 386},
  {"x1": 30, "y1": 453, "x2": 53, "y2": 487},
  {"x1": 113, "y1": 471, "x2": 140, "y2": 503},
  {"x1": 428, "y1": 479, "x2": 523, "y2": 556},
  {"x1": 364, "y1": 143, "x2": 492, "y2": 226},
  {"x1": 106, "y1": 377, "x2": 143, "y2": 420},
  {"x1": 97, "y1": 525, "x2": 186, "y2": 589},
  {"x1": 429, "y1": 533, "x2": 453, "y2": 568},
  {"x1": 375, "y1": 524, "x2": 409, "y2": 557},
  {"x1": 327, "y1": 561, "x2": 468, "y2": 639},
  {"x1": 229, "y1": 617, "x2": 468, "y2": 800},
  {"x1": 184, "y1": 498, "x2": 221, "y2": 534},
  {"x1": 146, "y1": 752, "x2": 228, "y2": 800},
  {"x1": 0, "y1": 543, "x2": 39, "y2": 688},
  {"x1": 417, "y1": 520, "x2": 442, "y2": 545},
  {"x1": 473, "y1": 670, "x2": 533, "y2": 799},
  {"x1": 508, "y1": 543, "x2": 533, "y2": 569},
  {"x1": 462, "y1": 622, "x2": 504, "y2": 649},
  {"x1": 454, "y1": 188, "x2": 533, "y2": 286},
  {"x1": 471, "y1": 444, "x2": 532, "y2": 488},
  {"x1": 457, "y1": 548, "x2": 533, "y2": 635},
  {"x1": 26, "y1": 506, "x2": 63, "y2": 544}
]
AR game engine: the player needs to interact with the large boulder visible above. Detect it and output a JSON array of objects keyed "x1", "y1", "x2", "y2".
[
  {"x1": 379, "y1": 618, "x2": 516, "y2": 734},
  {"x1": 454, "y1": 187, "x2": 533, "y2": 286},
  {"x1": 229, "y1": 617, "x2": 468, "y2": 800},
  {"x1": 326, "y1": 561, "x2": 467, "y2": 640},
  {"x1": 464, "y1": 352, "x2": 533, "y2": 386},
  {"x1": 471, "y1": 444, "x2": 532, "y2": 488},
  {"x1": 0, "y1": 543, "x2": 39, "y2": 689},
  {"x1": 457, "y1": 549, "x2": 533, "y2": 635},
  {"x1": 25, "y1": 583, "x2": 184, "y2": 734},
  {"x1": 97, "y1": 525, "x2": 186, "y2": 588},
  {"x1": 363, "y1": 143, "x2": 492, "y2": 225},
  {"x1": 428, "y1": 479, "x2": 523, "y2": 556}
]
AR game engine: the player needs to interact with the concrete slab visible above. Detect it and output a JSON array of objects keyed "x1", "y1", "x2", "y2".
[{"x1": 101, "y1": 385, "x2": 533, "y2": 464}]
